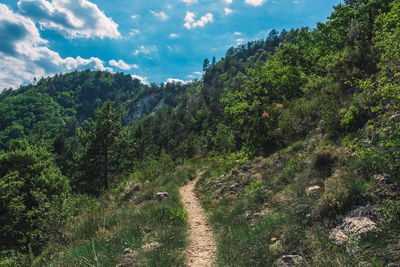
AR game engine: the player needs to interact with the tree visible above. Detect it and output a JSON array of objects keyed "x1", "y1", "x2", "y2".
[
  {"x1": 203, "y1": 58, "x2": 210, "y2": 71},
  {"x1": 77, "y1": 100, "x2": 122, "y2": 194},
  {"x1": 0, "y1": 140, "x2": 70, "y2": 253}
]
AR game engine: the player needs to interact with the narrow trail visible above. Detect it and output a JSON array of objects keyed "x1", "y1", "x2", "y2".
[{"x1": 180, "y1": 170, "x2": 216, "y2": 267}]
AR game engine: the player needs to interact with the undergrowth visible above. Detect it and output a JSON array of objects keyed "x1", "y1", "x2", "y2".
[{"x1": 39, "y1": 163, "x2": 202, "y2": 267}]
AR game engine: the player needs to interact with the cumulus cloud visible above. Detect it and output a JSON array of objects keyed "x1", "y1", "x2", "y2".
[
  {"x1": 131, "y1": 14, "x2": 139, "y2": 19},
  {"x1": 131, "y1": 74, "x2": 149, "y2": 85},
  {"x1": 234, "y1": 31, "x2": 242, "y2": 35},
  {"x1": 224, "y1": 0, "x2": 233, "y2": 4},
  {"x1": 244, "y1": 0, "x2": 267, "y2": 7},
  {"x1": 184, "y1": 12, "x2": 213, "y2": 30},
  {"x1": 109, "y1": 59, "x2": 138, "y2": 70},
  {"x1": 150, "y1": 10, "x2": 168, "y2": 20},
  {"x1": 0, "y1": 4, "x2": 111, "y2": 89},
  {"x1": 17, "y1": 0, "x2": 120, "y2": 39},
  {"x1": 165, "y1": 78, "x2": 191, "y2": 84},
  {"x1": 169, "y1": 33, "x2": 180, "y2": 39},
  {"x1": 224, "y1": 8, "x2": 233, "y2": 15},
  {"x1": 133, "y1": 45, "x2": 158, "y2": 56},
  {"x1": 181, "y1": 0, "x2": 198, "y2": 4}
]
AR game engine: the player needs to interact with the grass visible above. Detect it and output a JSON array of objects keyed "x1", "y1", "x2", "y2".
[
  {"x1": 39, "y1": 163, "x2": 203, "y2": 267},
  {"x1": 195, "y1": 138, "x2": 399, "y2": 266}
]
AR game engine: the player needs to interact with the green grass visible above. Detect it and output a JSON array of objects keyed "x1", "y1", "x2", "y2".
[
  {"x1": 195, "y1": 139, "x2": 397, "y2": 266},
  {"x1": 40, "y1": 163, "x2": 203, "y2": 267}
]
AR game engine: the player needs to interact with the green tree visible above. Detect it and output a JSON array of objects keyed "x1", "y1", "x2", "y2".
[
  {"x1": 0, "y1": 140, "x2": 70, "y2": 253},
  {"x1": 77, "y1": 100, "x2": 123, "y2": 194}
]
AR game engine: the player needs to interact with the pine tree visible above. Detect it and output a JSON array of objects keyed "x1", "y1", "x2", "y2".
[{"x1": 77, "y1": 100, "x2": 122, "y2": 193}]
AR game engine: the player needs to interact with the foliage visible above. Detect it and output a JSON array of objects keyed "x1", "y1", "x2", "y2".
[{"x1": 0, "y1": 141, "x2": 70, "y2": 254}]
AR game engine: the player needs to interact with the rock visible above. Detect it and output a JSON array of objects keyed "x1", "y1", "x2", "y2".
[
  {"x1": 141, "y1": 241, "x2": 161, "y2": 252},
  {"x1": 155, "y1": 192, "x2": 169, "y2": 201},
  {"x1": 306, "y1": 185, "x2": 322, "y2": 197},
  {"x1": 276, "y1": 255, "x2": 305, "y2": 266},
  {"x1": 373, "y1": 174, "x2": 388, "y2": 183},
  {"x1": 269, "y1": 239, "x2": 282, "y2": 252},
  {"x1": 330, "y1": 208, "x2": 377, "y2": 245},
  {"x1": 116, "y1": 248, "x2": 137, "y2": 267}
]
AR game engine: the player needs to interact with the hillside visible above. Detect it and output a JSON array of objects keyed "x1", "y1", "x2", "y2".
[{"x1": 1, "y1": 0, "x2": 400, "y2": 266}]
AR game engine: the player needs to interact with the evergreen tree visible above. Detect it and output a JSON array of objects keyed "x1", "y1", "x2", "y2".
[{"x1": 77, "y1": 100, "x2": 122, "y2": 194}]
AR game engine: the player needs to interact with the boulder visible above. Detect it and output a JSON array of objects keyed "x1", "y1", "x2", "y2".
[
  {"x1": 330, "y1": 206, "x2": 379, "y2": 245},
  {"x1": 155, "y1": 192, "x2": 169, "y2": 201}
]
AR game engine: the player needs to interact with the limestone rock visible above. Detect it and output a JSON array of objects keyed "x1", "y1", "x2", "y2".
[
  {"x1": 155, "y1": 192, "x2": 169, "y2": 201},
  {"x1": 330, "y1": 206, "x2": 379, "y2": 245},
  {"x1": 306, "y1": 185, "x2": 322, "y2": 197}
]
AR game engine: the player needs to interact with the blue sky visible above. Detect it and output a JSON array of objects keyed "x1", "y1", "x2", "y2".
[{"x1": 0, "y1": 0, "x2": 341, "y2": 89}]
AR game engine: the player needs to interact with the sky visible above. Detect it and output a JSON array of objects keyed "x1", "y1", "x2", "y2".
[{"x1": 0, "y1": 0, "x2": 341, "y2": 89}]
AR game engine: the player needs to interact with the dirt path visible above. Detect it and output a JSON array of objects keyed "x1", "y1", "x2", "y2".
[{"x1": 180, "y1": 170, "x2": 216, "y2": 267}]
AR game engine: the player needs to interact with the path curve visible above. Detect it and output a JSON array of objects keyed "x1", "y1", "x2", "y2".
[{"x1": 180, "y1": 170, "x2": 216, "y2": 267}]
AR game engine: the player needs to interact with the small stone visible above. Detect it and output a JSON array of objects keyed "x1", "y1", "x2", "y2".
[
  {"x1": 271, "y1": 237, "x2": 277, "y2": 242},
  {"x1": 306, "y1": 185, "x2": 322, "y2": 197},
  {"x1": 155, "y1": 192, "x2": 169, "y2": 201}
]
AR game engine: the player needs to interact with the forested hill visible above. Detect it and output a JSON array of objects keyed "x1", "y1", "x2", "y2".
[
  {"x1": 1, "y1": 0, "x2": 400, "y2": 265},
  {"x1": 0, "y1": 70, "x2": 195, "y2": 151}
]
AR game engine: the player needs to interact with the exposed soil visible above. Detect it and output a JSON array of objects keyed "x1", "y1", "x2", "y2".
[{"x1": 180, "y1": 170, "x2": 216, "y2": 267}]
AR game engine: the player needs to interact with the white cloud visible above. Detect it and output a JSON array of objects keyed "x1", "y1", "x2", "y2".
[
  {"x1": 129, "y1": 29, "x2": 140, "y2": 36},
  {"x1": 181, "y1": 0, "x2": 198, "y2": 4},
  {"x1": 131, "y1": 14, "x2": 139, "y2": 19},
  {"x1": 184, "y1": 12, "x2": 214, "y2": 30},
  {"x1": 234, "y1": 31, "x2": 242, "y2": 35},
  {"x1": 169, "y1": 33, "x2": 180, "y2": 39},
  {"x1": 131, "y1": 74, "x2": 149, "y2": 85},
  {"x1": 224, "y1": 0, "x2": 233, "y2": 4},
  {"x1": 133, "y1": 45, "x2": 158, "y2": 56},
  {"x1": 17, "y1": 0, "x2": 121, "y2": 39},
  {"x1": 165, "y1": 78, "x2": 191, "y2": 84},
  {"x1": 244, "y1": 0, "x2": 267, "y2": 7},
  {"x1": 224, "y1": 8, "x2": 233, "y2": 15},
  {"x1": 150, "y1": 10, "x2": 168, "y2": 20},
  {"x1": 0, "y1": 4, "x2": 111, "y2": 89},
  {"x1": 193, "y1": 71, "x2": 203, "y2": 75},
  {"x1": 109, "y1": 59, "x2": 138, "y2": 70}
]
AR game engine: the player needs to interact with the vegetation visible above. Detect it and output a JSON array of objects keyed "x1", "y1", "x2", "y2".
[{"x1": 0, "y1": 0, "x2": 400, "y2": 265}]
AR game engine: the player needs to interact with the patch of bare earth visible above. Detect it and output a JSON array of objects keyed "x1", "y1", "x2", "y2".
[{"x1": 180, "y1": 170, "x2": 216, "y2": 267}]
